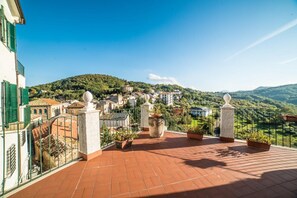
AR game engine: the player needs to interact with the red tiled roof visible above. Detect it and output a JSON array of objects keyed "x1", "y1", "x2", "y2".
[{"x1": 30, "y1": 98, "x2": 61, "y2": 106}]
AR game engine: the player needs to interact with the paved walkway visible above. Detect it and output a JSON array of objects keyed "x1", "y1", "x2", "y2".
[{"x1": 10, "y1": 132, "x2": 297, "y2": 198}]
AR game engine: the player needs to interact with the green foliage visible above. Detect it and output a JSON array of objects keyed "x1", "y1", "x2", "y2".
[
  {"x1": 187, "y1": 124, "x2": 207, "y2": 135},
  {"x1": 247, "y1": 131, "x2": 272, "y2": 144},
  {"x1": 112, "y1": 129, "x2": 138, "y2": 141},
  {"x1": 100, "y1": 124, "x2": 113, "y2": 147},
  {"x1": 29, "y1": 74, "x2": 297, "y2": 116}
]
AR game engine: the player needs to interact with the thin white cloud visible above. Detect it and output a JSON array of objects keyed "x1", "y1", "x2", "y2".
[
  {"x1": 148, "y1": 73, "x2": 181, "y2": 86},
  {"x1": 225, "y1": 18, "x2": 297, "y2": 61},
  {"x1": 279, "y1": 56, "x2": 297, "y2": 65}
]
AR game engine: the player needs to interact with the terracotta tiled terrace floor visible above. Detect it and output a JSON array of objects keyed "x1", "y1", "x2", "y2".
[{"x1": 10, "y1": 132, "x2": 297, "y2": 198}]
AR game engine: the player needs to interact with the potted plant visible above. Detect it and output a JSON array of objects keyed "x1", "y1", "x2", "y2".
[
  {"x1": 187, "y1": 125, "x2": 206, "y2": 140},
  {"x1": 149, "y1": 106, "x2": 165, "y2": 138},
  {"x1": 247, "y1": 131, "x2": 271, "y2": 150},
  {"x1": 113, "y1": 129, "x2": 138, "y2": 149}
]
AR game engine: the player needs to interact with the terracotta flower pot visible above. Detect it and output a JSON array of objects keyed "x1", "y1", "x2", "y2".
[
  {"x1": 187, "y1": 132, "x2": 203, "y2": 141},
  {"x1": 115, "y1": 140, "x2": 133, "y2": 149},
  {"x1": 247, "y1": 140, "x2": 271, "y2": 151}
]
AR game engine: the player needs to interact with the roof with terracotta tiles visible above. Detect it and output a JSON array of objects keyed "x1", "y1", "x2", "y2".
[
  {"x1": 29, "y1": 98, "x2": 61, "y2": 106},
  {"x1": 67, "y1": 101, "x2": 85, "y2": 109}
]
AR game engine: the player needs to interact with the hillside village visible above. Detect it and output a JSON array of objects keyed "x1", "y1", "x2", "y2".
[{"x1": 29, "y1": 84, "x2": 211, "y2": 125}]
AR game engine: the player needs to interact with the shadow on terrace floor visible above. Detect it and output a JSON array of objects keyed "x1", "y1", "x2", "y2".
[
  {"x1": 215, "y1": 145, "x2": 269, "y2": 158},
  {"x1": 147, "y1": 168, "x2": 297, "y2": 198}
]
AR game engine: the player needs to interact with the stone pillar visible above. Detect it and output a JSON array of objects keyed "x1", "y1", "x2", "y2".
[
  {"x1": 141, "y1": 95, "x2": 153, "y2": 131},
  {"x1": 78, "y1": 91, "x2": 102, "y2": 161},
  {"x1": 220, "y1": 94, "x2": 235, "y2": 142}
]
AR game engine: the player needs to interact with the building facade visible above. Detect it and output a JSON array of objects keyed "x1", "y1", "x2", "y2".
[
  {"x1": 29, "y1": 98, "x2": 63, "y2": 121},
  {"x1": 190, "y1": 107, "x2": 212, "y2": 117},
  {"x1": 0, "y1": 0, "x2": 28, "y2": 193},
  {"x1": 100, "y1": 112, "x2": 130, "y2": 129},
  {"x1": 159, "y1": 92, "x2": 174, "y2": 106},
  {"x1": 66, "y1": 101, "x2": 85, "y2": 115}
]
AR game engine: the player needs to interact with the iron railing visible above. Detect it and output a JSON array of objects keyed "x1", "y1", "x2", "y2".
[
  {"x1": 17, "y1": 61, "x2": 25, "y2": 76},
  {"x1": 164, "y1": 108, "x2": 220, "y2": 136},
  {"x1": 1, "y1": 115, "x2": 79, "y2": 196},
  {"x1": 235, "y1": 108, "x2": 297, "y2": 148},
  {"x1": 162, "y1": 107, "x2": 297, "y2": 148},
  {"x1": 100, "y1": 107, "x2": 141, "y2": 148}
]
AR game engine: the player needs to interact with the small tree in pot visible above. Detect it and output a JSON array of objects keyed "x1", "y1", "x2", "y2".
[
  {"x1": 247, "y1": 131, "x2": 271, "y2": 151},
  {"x1": 149, "y1": 106, "x2": 165, "y2": 138},
  {"x1": 113, "y1": 129, "x2": 138, "y2": 149}
]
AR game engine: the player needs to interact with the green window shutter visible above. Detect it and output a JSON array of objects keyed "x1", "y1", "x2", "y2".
[
  {"x1": 20, "y1": 87, "x2": 29, "y2": 105},
  {"x1": 4, "y1": 81, "x2": 18, "y2": 126},
  {"x1": 9, "y1": 83, "x2": 18, "y2": 123},
  {"x1": 24, "y1": 106, "x2": 31, "y2": 127},
  {"x1": 0, "y1": 7, "x2": 4, "y2": 42},
  {"x1": 8, "y1": 22, "x2": 16, "y2": 52}
]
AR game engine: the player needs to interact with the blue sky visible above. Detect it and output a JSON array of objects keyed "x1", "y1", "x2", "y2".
[{"x1": 17, "y1": 0, "x2": 297, "y2": 91}]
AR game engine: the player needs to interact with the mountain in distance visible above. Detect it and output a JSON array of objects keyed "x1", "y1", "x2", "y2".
[
  {"x1": 29, "y1": 74, "x2": 297, "y2": 114},
  {"x1": 233, "y1": 83, "x2": 297, "y2": 106}
]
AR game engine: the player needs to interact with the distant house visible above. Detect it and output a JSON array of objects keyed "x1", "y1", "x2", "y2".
[
  {"x1": 30, "y1": 98, "x2": 63, "y2": 120},
  {"x1": 108, "y1": 94, "x2": 124, "y2": 106},
  {"x1": 97, "y1": 100, "x2": 118, "y2": 114},
  {"x1": 128, "y1": 96, "x2": 137, "y2": 107},
  {"x1": 100, "y1": 112, "x2": 130, "y2": 129},
  {"x1": 66, "y1": 101, "x2": 85, "y2": 115},
  {"x1": 123, "y1": 85, "x2": 134, "y2": 93},
  {"x1": 159, "y1": 92, "x2": 174, "y2": 106},
  {"x1": 190, "y1": 107, "x2": 212, "y2": 117}
]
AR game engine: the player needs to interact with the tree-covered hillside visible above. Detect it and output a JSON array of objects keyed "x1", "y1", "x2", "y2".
[
  {"x1": 29, "y1": 74, "x2": 297, "y2": 114},
  {"x1": 233, "y1": 84, "x2": 297, "y2": 105}
]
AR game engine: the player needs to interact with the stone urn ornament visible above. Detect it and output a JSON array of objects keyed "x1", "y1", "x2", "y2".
[{"x1": 149, "y1": 106, "x2": 165, "y2": 138}]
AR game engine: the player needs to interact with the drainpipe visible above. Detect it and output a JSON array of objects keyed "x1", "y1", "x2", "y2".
[
  {"x1": 1, "y1": 82, "x2": 6, "y2": 194},
  {"x1": 14, "y1": 30, "x2": 21, "y2": 186}
]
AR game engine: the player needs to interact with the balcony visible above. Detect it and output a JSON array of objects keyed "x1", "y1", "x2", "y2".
[
  {"x1": 2, "y1": 96, "x2": 297, "y2": 197},
  {"x1": 8, "y1": 131, "x2": 297, "y2": 197},
  {"x1": 17, "y1": 61, "x2": 25, "y2": 76}
]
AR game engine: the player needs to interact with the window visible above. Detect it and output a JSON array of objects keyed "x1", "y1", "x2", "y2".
[
  {"x1": 6, "y1": 144, "x2": 16, "y2": 177},
  {"x1": 34, "y1": 109, "x2": 37, "y2": 114},
  {"x1": 39, "y1": 109, "x2": 42, "y2": 114},
  {"x1": 0, "y1": 6, "x2": 16, "y2": 52},
  {"x1": 44, "y1": 109, "x2": 47, "y2": 114}
]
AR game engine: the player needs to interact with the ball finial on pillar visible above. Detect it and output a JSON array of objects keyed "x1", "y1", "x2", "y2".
[
  {"x1": 83, "y1": 91, "x2": 94, "y2": 111},
  {"x1": 223, "y1": 93, "x2": 232, "y2": 107}
]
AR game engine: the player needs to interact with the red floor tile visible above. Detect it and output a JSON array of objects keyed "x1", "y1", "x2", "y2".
[{"x1": 9, "y1": 132, "x2": 297, "y2": 198}]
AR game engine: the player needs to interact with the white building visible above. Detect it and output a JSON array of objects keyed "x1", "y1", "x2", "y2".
[
  {"x1": 159, "y1": 92, "x2": 174, "y2": 106},
  {"x1": 100, "y1": 112, "x2": 130, "y2": 129},
  {"x1": 190, "y1": 107, "x2": 212, "y2": 117},
  {"x1": 0, "y1": 0, "x2": 28, "y2": 194},
  {"x1": 128, "y1": 96, "x2": 137, "y2": 107}
]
